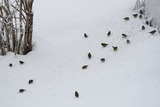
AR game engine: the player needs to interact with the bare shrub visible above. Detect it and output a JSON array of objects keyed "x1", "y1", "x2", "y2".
[{"x1": 0, "y1": 0, "x2": 34, "y2": 55}]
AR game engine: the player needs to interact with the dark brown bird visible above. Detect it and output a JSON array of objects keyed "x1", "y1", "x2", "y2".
[
  {"x1": 126, "y1": 39, "x2": 130, "y2": 44},
  {"x1": 19, "y1": 89, "x2": 26, "y2": 93},
  {"x1": 112, "y1": 46, "x2": 118, "y2": 51},
  {"x1": 19, "y1": 61, "x2": 24, "y2": 64},
  {"x1": 140, "y1": 10, "x2": 143, "y2": 14},
  {"x1": 122, "y1": 34, "x2": 127, "y2": 38},
  {"x1": 124, "y1": 17, "x2": 129, "y2": 21},
  {"x1": 88, "y1": 52, "x2": 92, "y2": 59},
  {"x1": 139, "y1": 15, "x2": 142, "y2": 19},
  {"x1": 9, "y1": 63, "x2": 13, "y2": 67},
  {"x1": 75, "y1": 91, "x2": 79, "y2": 98},
  {"x1": 146, "y1": 21, "x2": 149, "y2": 25},
  {"x1": 82, "y1": 65, "x2": 88, "y2": 69},
  {"x1": 149, "y1": 30, "x2": 156, "y2": 34},
  {"x1": 107, "y1": 31, "x2": 111, "y2": 36},
  {"x1": 142, "y1": 26, "x2": 145, "y2": 30},
  {"x1": 101, "y1": 58, "x2": 105, "y2": 62},
  {"x1": 101, "y1": 43, "x2": 108, "y2": 47},
  {"x1": 28, "y1": 79, "x2": 33, "y2": 84},
  {"x1": 132, "y1": 14, "x2": 138, "y2": 18},
  {"x1": 84, "y1": 33, "x2": 88, "y2": 38}
]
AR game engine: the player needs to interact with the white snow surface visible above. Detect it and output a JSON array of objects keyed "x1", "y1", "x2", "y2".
[{"x1": 1, "y1": 0, "x2": 160, "y2": 107}]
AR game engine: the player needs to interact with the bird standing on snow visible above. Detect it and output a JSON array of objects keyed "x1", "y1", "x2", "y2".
[
  {"x1": 19, "y1": 89, "x2": 26, "y2": 93},
  {"x1": 88, "y1": 53, "x2": 92, "y2": 59},
  {"x1": 112, "y1": 46, "x2": 118, "y2": 51},
  {"x1": 19, "y1": 61, "x2": 24, "y2": 64},
  {"x1": 84, "y1": 33, "x2": 88, "y2": 38},
  {"x1": 101, "y1": 58, "x2": 105, "y2": 62},
  {"x1": 122, "y1": 34, "x2": 127, "y2": 38},
  {"x1": 75, "y1": 91, "x2": 79, "y2": 98},
  {"x1": 146, "y1": 21, "x2": 149, "y2": 25},
  {"x1": 101, "y1": 43, "x2": 108, "y2": 47},
  {"x1": 82, "y1": 65, "x2": 88, "y2": 69},
  {"x1": 28, "y1": 79, "x2": 33, "y2": 84},
  {"x1": 124, "y1": 17, "x2": 129, "y2": 21},
  {"x1": 9, "y1": 63, "x2": 13, "y2": 67},
  {"x1": 139, "y1": 15, "x2": 142, "y2": 19},
  {"x1": 126, "y1": 39, "x2": 130, "y2": 44},
  {"x1": 107, "y1": 31, "x2": 111, "y2": 36},
  {"x1": 142, "y1": 26, "x2": 145, "y2": 30},
  {"x1": 132, "y1": 14, "x2": 138, "y2": 18},
  {"x1": 149, "y1": 30, "x2": 156, "y2": 34},
  {"x1": 140, "y1": 10, "x2": 143, "y2": 14}
]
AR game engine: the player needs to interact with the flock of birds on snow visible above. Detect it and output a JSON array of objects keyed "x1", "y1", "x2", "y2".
[{"x1": 7, "y1": 9, "x2": 158, "y2": 98}]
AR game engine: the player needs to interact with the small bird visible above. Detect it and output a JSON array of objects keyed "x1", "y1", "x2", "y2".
[
  {"x1": 9, "y1": 63, "x2": 13, "y2": 67},
  {"x1": 140, "y1": 10, "x2": 143, "y2": 14},
  {"x1": 88, "y1": 52, "x2": 92, "y2": 59},
  {"x1": 149, "y1": 30, "x2": 156, "y2": 34},
  {"x1": 122, "y1": 34, "x2": 127, "y2": 38},
  {"x1": 132, "y1": 14, "x2": 138, "y2": 18},
  {"x1": 107, "y1": 31, "x2": 111, "y2": 36},
  {"x1": 82, "y1": 65, "x2": 88, "y2": 69},
  {"x1": 142, "y1": 26, "x2": 145, "y2": 30},
  {"x1": 101, "y1": 43, "x2": 108, "y2": 47},
  {"x1": 84, "y1": 33, "x2": 88, "y2": 38},
  {"x1": 124, "y1": 17, "x2": 129, "y2": 21},
  {"x1": 146, "y1": 21, "x2": 149, "y2": 25},
  {"x1": 101, "y1": 58, "x2": 105, "y2": 62},
  {"x1": 126, "y1": 39, "x2": 130, "y2": 44},
  {"x1": 139, "y1": 15, "x2": 142, "y2": 19},
  {"x1": 75, "y1": 91, "x2": 79, "y2": 98},
  {"x1": 28, "y1": 79, "x2": 33, "y2": 84},
  {"x1": 19, "y1": 61, "x2": 24, "y2": 64},
  {"x1": 19, "y1": 89, "x2": 26, "y2": 93},
  {"x1": 112, "y1": 46, "x2": 118, "y2": 51}
]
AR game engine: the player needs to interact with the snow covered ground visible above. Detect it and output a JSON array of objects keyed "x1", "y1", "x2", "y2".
[{"x1": 0, "y1": 0, "x2": 160, "y2": 107}]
